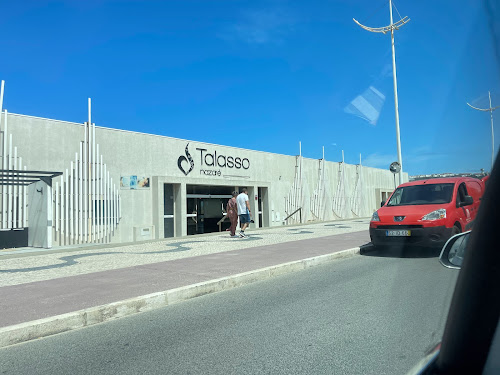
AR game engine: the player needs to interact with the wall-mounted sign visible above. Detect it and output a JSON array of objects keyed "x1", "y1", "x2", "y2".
[
  {"x1": 177, "y1": 143, "x2": 251, "y2": 179},
  {"x1": 120, "y1": 175, "x2": 150, "y2": 189}
]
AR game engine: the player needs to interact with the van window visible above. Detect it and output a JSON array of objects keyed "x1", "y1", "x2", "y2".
[
  {"x1": 456, "y1": 183, "x2": 469, "y2": 207},
  {"x1": 387, "y1": 183, "x2": 454, "y2": 206}
]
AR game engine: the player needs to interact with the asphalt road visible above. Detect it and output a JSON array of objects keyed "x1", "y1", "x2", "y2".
[{"x1": 0, "y1": 247, "x2": 459, "y2": 375}]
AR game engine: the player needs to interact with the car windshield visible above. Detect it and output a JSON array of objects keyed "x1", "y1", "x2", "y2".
[{"x1": 387, "y1": 183, "x2": 454, "y2": 206}]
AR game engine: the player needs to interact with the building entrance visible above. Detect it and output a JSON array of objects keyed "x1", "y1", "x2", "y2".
[{"x1": 186, "y1": 185, "x2": 234, "y2": 235}]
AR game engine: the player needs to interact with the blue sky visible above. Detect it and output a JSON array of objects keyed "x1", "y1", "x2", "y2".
[{"x1": 2, "y1": 0, "x2": 499, "y2": 175}]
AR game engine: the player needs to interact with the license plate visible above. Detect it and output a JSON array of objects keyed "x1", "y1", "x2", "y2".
[{"x1": 386, "y1": 230, "x2": 411, "y2": 237}]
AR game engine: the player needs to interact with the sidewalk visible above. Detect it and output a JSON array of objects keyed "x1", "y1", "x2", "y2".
[{"x1": 0, "y1": 219, "x2": 371, "y2": 346}]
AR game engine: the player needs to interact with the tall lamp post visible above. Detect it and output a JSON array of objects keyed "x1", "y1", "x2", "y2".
[
  {"x1": 354, "y1": 0, "x2": 410, "y2": 185},
  {"x1": 467, "y1": 91, "x2": 499, "y2": 170}
]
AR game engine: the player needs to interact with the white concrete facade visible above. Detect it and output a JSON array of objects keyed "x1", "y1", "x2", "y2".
[{"x1": 1, "y1": 112, "x2": 406, "y2": 246}]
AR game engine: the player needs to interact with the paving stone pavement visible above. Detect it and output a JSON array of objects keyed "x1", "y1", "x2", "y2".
[{"x1": 0, "y1": 219, "x2": 370, "y2": 287}]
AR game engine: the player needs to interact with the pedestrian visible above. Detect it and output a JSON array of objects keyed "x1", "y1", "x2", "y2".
[
  {"x1": 236, "y1": 188, "x2": 251, "y2": 238},
  {"x1": 226, "y1": 191, "x2": 239, "y2": 237}
]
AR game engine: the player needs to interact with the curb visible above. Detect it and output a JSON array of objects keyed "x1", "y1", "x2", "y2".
[{"x1": 0, "y1": 246, "x2": 360, "y2": 349}]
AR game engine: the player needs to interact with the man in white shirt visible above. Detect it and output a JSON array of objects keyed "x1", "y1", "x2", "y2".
[{"x1": 236, "y1": 188, "x2": 251, "y2": 238}]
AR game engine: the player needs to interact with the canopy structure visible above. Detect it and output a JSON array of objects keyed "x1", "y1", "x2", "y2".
[{"x1": 0, "y1": 169, "x2": 62, "y2": 186}]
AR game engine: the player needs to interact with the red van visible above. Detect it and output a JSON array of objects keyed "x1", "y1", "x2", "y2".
[{"x1": 369, "y1": 177, "x2": 485, "y2": 248}]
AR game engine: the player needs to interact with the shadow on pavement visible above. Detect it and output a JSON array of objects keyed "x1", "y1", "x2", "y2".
[{"x1": 360, "y1": 243, "x2": 441, "y2": 258}]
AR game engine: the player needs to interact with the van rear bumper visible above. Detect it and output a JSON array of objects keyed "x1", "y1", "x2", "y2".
[{"x1": 369, "y1": 225, "x2": 453, "y2": 248}]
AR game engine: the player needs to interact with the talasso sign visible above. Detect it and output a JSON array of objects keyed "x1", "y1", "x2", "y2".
[{"x1": 177, "y1": 143, "x2": 250, "y2": 177}]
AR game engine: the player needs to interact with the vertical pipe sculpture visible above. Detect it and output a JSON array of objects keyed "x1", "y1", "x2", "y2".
[
  {"x1": 111, "y1": 178, "x2": 114, "y2": 235},
  {"x1": 13, "y1": 147, "x2": 17, "y2": 228},
  {"x1": 65, "y1": 169, "x2": 69, "y2": 245},
  {"x1": 70, "y1": 162, "x2": 74, "y2": 243},
  {"x1": 93, "y1": 122, "x2": 96, "y2": 241},
  {"x1": 100, "y1": 155, "x2": 103, "y2": 241},
  {"x1": 55, "y1": 181, "x2": 59, "y2": 234},
  {"x1": 96, "y1": 144, "x2": 100, "y2": 242},
  {"x1": 18, "y1": 156, "x2": 22, "y2": 228},
  {"x1": 75, "y1": 153, "x2": 79, "y2": 242},
  {"x1": 107, "y1": 171, "x2": 111, "y2": 240},
  {"x1": 115, "y1": 187, "x2": 118, "y2": 228},
  {"x1": 43, "y1": 101, "x2": 121, "y2": 245},
  {"x1": 104, "y1": 166, "x2": 108, "y2": 241},
  {"x1": 23, "y1": 165, "x2": 27, "y2": 228},
  {"x1": 2, "y1": 110, "x2": 7, "y2": 228},
  {"x1": 83, "y1": 122, "x2": 87, "y2": 242},
  {"x1": 61, "y1": 178, "x2": 65, "y2": 244},
  {"x1": 7, "y1": 134, "x2": 12, "y2": 229},
  {"x1": 90, "y1": 124, "x2": 95, "y2": 242},
  {"x1": 87, "y1": 100, "x2": 91, "y2": 243},
  {"x1": 79, "y1": 142, "x2": 83, "y2": 243}
]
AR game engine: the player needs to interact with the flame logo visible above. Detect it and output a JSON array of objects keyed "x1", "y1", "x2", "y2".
[{"x1": 177, "y1": 143, "x2": 195, "y2": 176}]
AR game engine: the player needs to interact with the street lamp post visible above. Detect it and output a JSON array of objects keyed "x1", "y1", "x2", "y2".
[
  {"x1": 354, "y1": 0, "x2": 410, "y2": 185},
  {"x1": 467, "y1": 91, "x2": 499, "y2": 170}
]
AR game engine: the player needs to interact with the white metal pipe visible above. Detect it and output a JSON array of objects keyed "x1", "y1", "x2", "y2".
[
  {"x1": 113, "y1": 190, "x2": 115, "y2": 232},
  {"x1": 96, "y1": 145, "x2": 100, "y2": 242},
  {"x1": 79, "y1": 143, "x2": 83, "y2": 242},
  {"x1": 70, "y1": 162, "x2": 74, "y2": 242},
  {"x1": 61, "y1": 178, "x2": 65, "y2": 243},
  {"x1": 55, "y1": 181, "x2": 59, "y2": 233},
  {"x1": 115, "y1": 188, "x2": 118, "y2": 226},
  {"x1": 83, "y1": 123, "x2": 87, "y2": 242},
  {"x1": 87, "y1": 123, "x2": 93, "y2": 242},
  {"x1": 13, "y1": 147, "x2": 17, "y2": 228},
  {"x1": 7, "y1": 134, "x2": 12, "y2": 229},
  {"x1": 88, "y1": 98, "x2": 91, "y2": 241},
  {"x1": 75, "y1": 152, "x2": 79, "y2": 242},
  {"x1": 111, "y1": 178, "x2": 114, "y2": 234},
  {"x1": 0, "y1": 83, "x2": 4, "y2": 228},
  {"x1": 93, "y1": 122, "x2": 96, "y2": 241},
  {"x1": 18, "y1": 156, "x2": 22, "y2": 228},
  {"x1": 23, "y1": 165, "x2": 27, "y2": 228},
  {"x1": 65, "y1": 169, "x2": 69, "y2": 244},
  {"x1": 2, "y1": 110, "x2": 8, "y2": 228},
  {"x1": 100, "y1": 155, "x2": 103, "y2": 240},
  {"x1": 108, "y1": 169, "x2": 112, "y2": 239},
  {"x1": 104, "y1": 165, "x2": 107, "y2": 241},
  {"x1": 109, "y1": 173, "x2": 112, "y2": 237}
]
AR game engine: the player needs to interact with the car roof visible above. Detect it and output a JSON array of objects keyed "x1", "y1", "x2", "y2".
[{"x1": 399, "y1": 177, "x2": 481, "y2": 187}]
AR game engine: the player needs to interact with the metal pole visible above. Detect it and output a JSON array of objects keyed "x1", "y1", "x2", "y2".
[
  {"x1": 467, "y1": 92, "x2": 498, "y2": 172},
  {"x1": 489, "y1": 91, "x2": 495, "y2": 169},
  {"x1": 389, "y1": 0, "x2": 404, "y2": 185}
]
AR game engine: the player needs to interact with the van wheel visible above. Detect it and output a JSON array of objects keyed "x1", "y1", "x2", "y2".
[{"x1": 451, "y1": 225, "x2": 461, "y2": 236}]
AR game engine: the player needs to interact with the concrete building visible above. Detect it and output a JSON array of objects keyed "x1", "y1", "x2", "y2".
[{"x1": 0, "y1": 111, "x2": 406, "y2": 248}]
